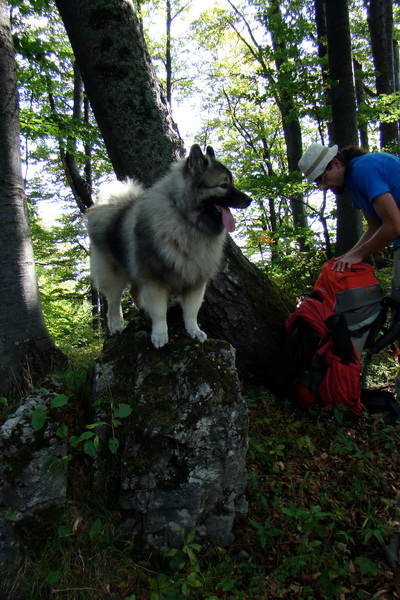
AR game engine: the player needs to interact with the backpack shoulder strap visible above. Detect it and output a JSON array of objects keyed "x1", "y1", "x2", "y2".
[{"x1": 366, "y1": 297, "x2": 400, "y2": 355}]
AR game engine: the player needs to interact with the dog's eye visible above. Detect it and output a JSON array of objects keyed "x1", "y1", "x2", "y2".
[{"x1": 219, "y1": 183, "x2": 228, "y2": 189}]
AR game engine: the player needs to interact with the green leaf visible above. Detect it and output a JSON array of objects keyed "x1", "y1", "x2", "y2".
[
  {"x1": 78, "y1": 431, "x2": 95, "y2": 441},
  {"x1": 114, "y1": 403, "x2": 132, "y2": 418},
  {"x1": 58, "y1": 525, "x2": 71, "y2": 538},
  {"x1": 186, "y1": 571, "x2": 202, "y2": 587},
  {"x1": 51, "y1": 394, "x2": 68, "y2": 408},
  {"x1": 333, "y1": 405, "x2": 346, "y2": 423},
  {"x1": 89, "y1": 518, "x2": 103, "y2": 541},
  {"x1": 42, "y1": 456, "x2": 61, "y2": 474},
  {"x1": 109, "y1": 437, "x2": 120, "y2": 454},
  {"x1": 93, "y1": 396, "x2": 108, "y2": 407},
  {"x1": 186, "y1": 526, "x2": 197, "y2": 544},
  {"x1": 186, "y1": 547, "x2": 198, "y2": 565},
  {"x1": 0, "y1": 396, "x2": 8, "y2": 406},
  {"x1": 355, "y1": 555, "x2": 378, "y2": 576},
  {"x1": 45, "y1": 571, "x2": 60, "y2": 585},
  {"x1": 31, "y1": 406, "x2": 48, "y2": 430},
  {"x1": 56, "y1": 423, "x2": 68, "y2": 438},
  {"x1": 83, "y1": 440, "x2": 97, "y2": 457},
  {"x1": 69, "y1": 431, "x2": 94, "y2": 447},
  {"x1": 86, "y1": 421, "x2": 107, "y2": 429},
  {"x1": 297, "y1": 435, "x2": 315, "y2": 455}
]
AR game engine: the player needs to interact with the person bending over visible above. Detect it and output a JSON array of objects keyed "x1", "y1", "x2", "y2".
[
  {"x1": 299, "y1": 143, "x2": 400, "y2": 279},
  {"x1": 299, "y1": 142, "x2": 400, "y2": 395}
]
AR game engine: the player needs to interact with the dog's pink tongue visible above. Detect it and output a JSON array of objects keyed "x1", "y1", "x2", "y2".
[{"x1": 220, "y1": 206, "x2": 236, "y2": 232}]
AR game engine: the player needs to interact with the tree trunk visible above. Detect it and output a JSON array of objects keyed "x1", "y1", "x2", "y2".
[
  {"x1": 64, "y1": 62, "x2": 93, "y2": 212},
  {"x1": 314, "y1": 0, "x2": 334, "y2": 142},
  {"x1": 353, "y1": 58, "x2": 370, "y2": 149},
  {"x1": 394, "y1": 39, "x2": 399, "y2": 92},
  {"x1": 366, "y1": 0, "x2": 398, "y2": 148},
  {"x1": 268, "y1": 0, "x2": 307, "y2": 243},
  {"x1": 0, "y1": 0, "x2": 64, "y2": 399},
  {"x1": 325, "y1": 0, "x2": 363, "y2": 255},
  {"x1": 200, "y1": 237, "x2": 293, "y2": 385},
  {"x1": 55, "y1": 0, "x2": 292, "y2": 387},
  {"x1": 166, "y1": 0, "x2": 172, "y2": 104},
  {"x1": 54, "y1": 0, "x2": 184, "y2": 185}
]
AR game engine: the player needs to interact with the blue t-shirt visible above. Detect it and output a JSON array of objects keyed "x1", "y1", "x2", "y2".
[{"x1": 345, "y1": 152, "x2": 400, "y2": 248}]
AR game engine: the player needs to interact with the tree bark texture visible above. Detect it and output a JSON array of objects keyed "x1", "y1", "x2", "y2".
[
  {"x1": 54, "y1": 0, "x2": 293, "y2": 388},
  {"x1": 367, "y1": 0, "x2": 398, "y2": 148},
  {"x1": 199, "y1": 238, "x2": 293, "y2": 386},
  {"x1": 0, "y1": 0, "x2": 63, "y2": 399},
  {"x1": 314, "y1": 0, "x2": 334, "y2": 143},
  {"x1": 54, "y1": 0, "x2": 184, "y2": 185},
  {"x1": 325, "y1": 0, "x2": 363, "y2": 255},
  {"x1": 353, "y1": 58, "x2": 370, "y2": 150}
]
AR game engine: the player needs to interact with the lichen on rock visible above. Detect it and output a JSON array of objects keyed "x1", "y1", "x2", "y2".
[
  {"x1": 0, "y1": 385, "x2": 68, "y2": 568},
  {"x1": 90, "y1": 316, "x2": 249, "y2": 550}
]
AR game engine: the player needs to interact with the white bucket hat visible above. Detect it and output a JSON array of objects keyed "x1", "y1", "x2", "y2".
[{"x1": 298, "y1": 143, "x2": 338, "y2": 184}]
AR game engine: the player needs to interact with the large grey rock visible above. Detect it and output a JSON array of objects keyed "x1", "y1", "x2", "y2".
[
  {"x1": 0, "y1": 387, "x2": 68, "y2": 568},
  {"x1": 0, "y1": 315, "x2": 249, "y2": 570},
  {"x1": 90, "y1": 317, "x2": 248, "y2": 550}
]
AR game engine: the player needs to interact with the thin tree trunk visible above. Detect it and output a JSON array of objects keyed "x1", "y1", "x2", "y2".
[
  {"x1": 353, "y1": 58, "x2": 370, "y2": 149},
  {"x1": 0, "y1": 0, "x2": 64, "y2": 399},
  {"x1": 325, "y1": 0, "x2": 363, "y2": 255},
  {"x1": 314, "y1": 0, "x2": 334, "y2": 142},
  {"x1": 366, "y1": 0, "x2": 398, "y2": 148},
  {"x1": 268, "y1": 0, "x2": 307, "y2": 244},
  {"x1": 166, "y1": 0, "x2": 172, "y2": 104}
]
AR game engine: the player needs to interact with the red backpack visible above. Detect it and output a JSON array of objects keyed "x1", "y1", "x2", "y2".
[
  {"x1": 273, "y1": 260, "x2": 383, "y2": 416},
  {"x1": 313, "y1": 259, "x2": 382, "y2": 323}
]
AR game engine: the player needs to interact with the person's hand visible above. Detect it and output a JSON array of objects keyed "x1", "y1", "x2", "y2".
[{"x1": 331, "y1": 251, "x2": 364, "y2": 272}]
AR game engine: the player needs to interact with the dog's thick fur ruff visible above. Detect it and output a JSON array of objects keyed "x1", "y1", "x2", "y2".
[{"x1": 86, "y1": 144, "x2": 252, "y2": 347}]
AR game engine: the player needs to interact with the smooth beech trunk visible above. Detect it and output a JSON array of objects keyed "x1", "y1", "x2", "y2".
[{"x1": 0, "y1": 0, "x2": 63, "y2": 399}]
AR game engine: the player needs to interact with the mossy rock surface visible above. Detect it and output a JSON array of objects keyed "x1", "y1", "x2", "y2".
[{"x1": 90, "y1": 316, "x2": 248, "y2": 550}]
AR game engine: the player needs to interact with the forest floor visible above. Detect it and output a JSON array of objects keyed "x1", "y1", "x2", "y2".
[
  {"x1": 241, "y1": 389, "x2": 400, "y2": 599},
  {"x1": 3, "y1": 357, "x2": 400, "y2": 600}
]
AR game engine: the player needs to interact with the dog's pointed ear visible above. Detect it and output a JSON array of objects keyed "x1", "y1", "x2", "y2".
[
  {"x1": 187, "y1": 144, "x2": 207, "y2": 173},
  {"x1": 206, "y1": 146, "x2": 215, "y2": 159}
]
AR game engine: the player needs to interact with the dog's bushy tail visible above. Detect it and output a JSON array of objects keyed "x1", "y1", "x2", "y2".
[{"x1": 95, "y1": 178, "x2": 144, "y2": 206}]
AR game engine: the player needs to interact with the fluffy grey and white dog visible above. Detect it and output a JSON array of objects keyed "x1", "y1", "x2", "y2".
[{"x1": 86, "y1": 144, "x2": 252, "y2": 347}]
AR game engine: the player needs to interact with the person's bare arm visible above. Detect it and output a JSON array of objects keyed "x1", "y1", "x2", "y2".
[{"x1": 332, "y1": 193, "x2": 400, "y2": 271}]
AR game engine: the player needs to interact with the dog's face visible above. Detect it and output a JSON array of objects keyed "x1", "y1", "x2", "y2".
[{"x1": 184, "y1": 144, "x2": 252, "y2": 233}]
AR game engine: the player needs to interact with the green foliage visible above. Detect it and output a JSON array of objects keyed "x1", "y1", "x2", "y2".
[
  {"x1": 31, "y1": 405, "x2": 48, "y2": 431},
  {"x1": 4, "y1": 386, "x2": 400, "y2": 599},
  {"x1": 148, "y1": 528, "x2": 204, "y2": 599},
  {"x1": 27, "y1": 364, "x2": 133, "y2": 475},
  {"x1": 30, "y1": 211, "x2": 103, "y2": 362},
  {"x1": 31, "y1": 393, "x2": 69, "y2": 431},
  {"x1": 65, "y1": 388, "x2": 133, "y2": 458},
  {"x1": 243, "y1": 392, "x2": 398, "y2": 598}
]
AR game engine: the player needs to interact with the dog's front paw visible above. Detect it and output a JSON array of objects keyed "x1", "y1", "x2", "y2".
[
  {"x1": 187, "y1": 327, "x2": 207, "y2": 343},
  {"x1": 151, "y1": 324, "x2": 169, "y2": 348},
  {"x1": 109, "y1": 323, "x2": 124, "y2": 335}
]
